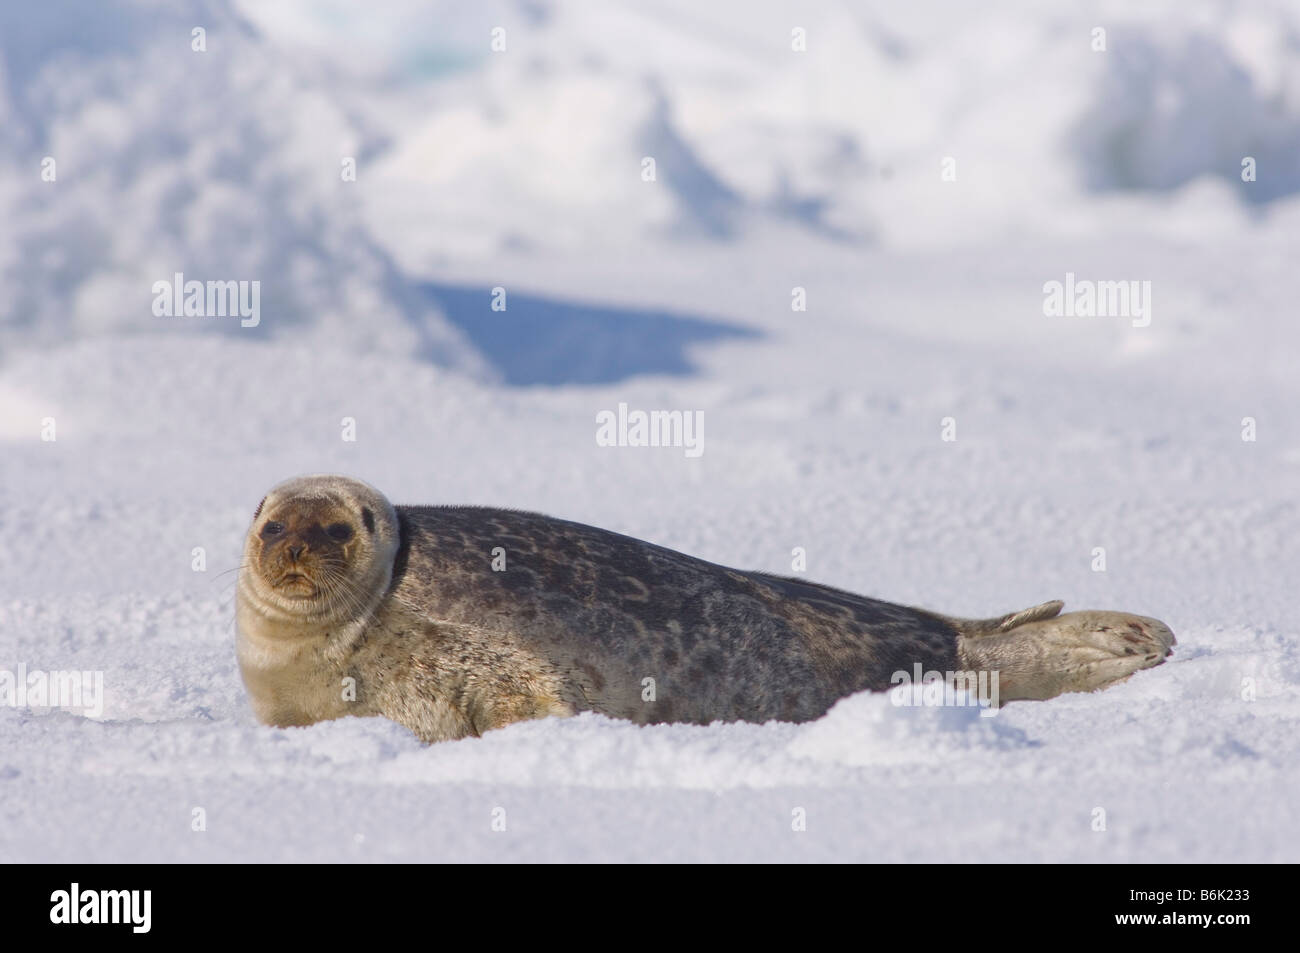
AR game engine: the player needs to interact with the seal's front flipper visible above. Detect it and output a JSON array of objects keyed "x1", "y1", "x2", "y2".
[{"x1": 957, "y1": 608, "x2": 1175, "y2": 702}]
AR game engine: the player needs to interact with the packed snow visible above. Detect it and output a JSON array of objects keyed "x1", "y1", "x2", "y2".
[{"x1": 1, "y1": 0, "x2": 1298, "y2": 861}]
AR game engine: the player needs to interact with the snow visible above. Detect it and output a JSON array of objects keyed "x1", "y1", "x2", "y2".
[{"x1": 2, "y1": 0, "x2": 1298, "y2": 862}]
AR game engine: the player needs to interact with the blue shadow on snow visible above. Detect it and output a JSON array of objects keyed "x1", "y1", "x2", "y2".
[{"x1": 418, "y1": 282, "x2": 760, "y2": 387}]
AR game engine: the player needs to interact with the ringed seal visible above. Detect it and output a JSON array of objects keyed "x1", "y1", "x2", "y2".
[{"x1": 236, "y1": 475, "x2": 1175, "y2": 742}]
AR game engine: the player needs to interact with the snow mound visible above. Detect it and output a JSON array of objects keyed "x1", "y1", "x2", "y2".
[{"x1": 0, "y1": 0, "x2": 473, "y2": 365}]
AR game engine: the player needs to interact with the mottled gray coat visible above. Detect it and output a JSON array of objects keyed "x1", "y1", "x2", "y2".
[{"x1": 237, "y1": 476, "x2": 1176, "y2": 744}]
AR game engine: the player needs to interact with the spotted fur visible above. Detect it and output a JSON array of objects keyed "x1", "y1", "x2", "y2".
[{"x1": 236, "y1": 476, "x2": 1175, "y2": 743}]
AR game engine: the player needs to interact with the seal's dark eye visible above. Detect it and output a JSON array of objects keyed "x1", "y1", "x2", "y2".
[
  {"x1": 261, "y1": 521, "x2": 285, "y2": 538},
  {"x1": 326, "y1": 522, "x2": 354, "y2": 542}
]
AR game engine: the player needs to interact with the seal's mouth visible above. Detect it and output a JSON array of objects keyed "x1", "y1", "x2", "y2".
[{"x1": 274, "y1": 572, "x2": 318, "y2": 597}]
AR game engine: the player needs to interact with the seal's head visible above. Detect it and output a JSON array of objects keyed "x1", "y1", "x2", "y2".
[{"x1": 238, "y1": 475, "x2": 400, "y2": 627}]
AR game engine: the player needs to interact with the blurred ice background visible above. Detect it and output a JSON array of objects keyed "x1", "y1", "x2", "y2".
[{"x1": 1, "y1": 0, "x2": 1298, "y2": 861}]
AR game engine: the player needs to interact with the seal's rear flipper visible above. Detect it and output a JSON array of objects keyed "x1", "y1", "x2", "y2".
[
  {"x1": 956, "y1": 607, "x2": 1175, "y2": 702},
  {"x1": 947, "y1": 599, "x2": 1064, "y2": 638}
]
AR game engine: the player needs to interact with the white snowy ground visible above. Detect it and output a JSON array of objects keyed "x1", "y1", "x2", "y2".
[{"x1": 2, "y1": 0, "x2": 1299, "y2": 861}]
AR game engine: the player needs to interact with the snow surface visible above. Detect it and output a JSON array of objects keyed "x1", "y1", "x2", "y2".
[{"x1": 2, "y1": 0, "x2": 1299, "y2": 861}]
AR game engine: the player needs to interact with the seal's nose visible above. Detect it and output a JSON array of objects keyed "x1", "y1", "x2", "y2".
[{"x1": 288, "y1": 543, "x2": 305, "y2": 561}]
